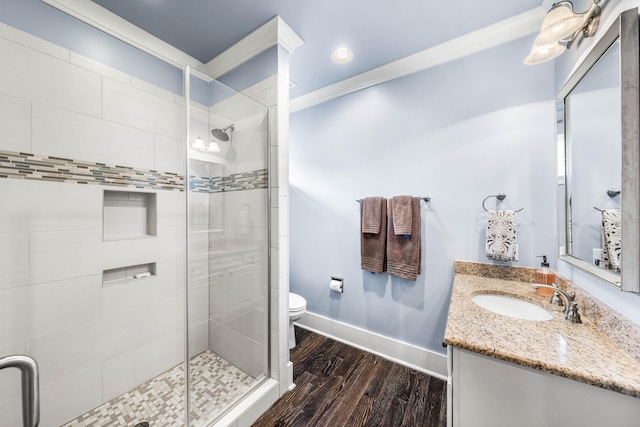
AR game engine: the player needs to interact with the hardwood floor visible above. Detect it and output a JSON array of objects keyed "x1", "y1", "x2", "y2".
[{"x1": 252, "y1": 327, "x2": 447, "y2": 427}]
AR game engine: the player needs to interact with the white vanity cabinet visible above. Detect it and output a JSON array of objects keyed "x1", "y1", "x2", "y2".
[{"x1": 448, "y1": 347, "x2": 640, "y2": 427}]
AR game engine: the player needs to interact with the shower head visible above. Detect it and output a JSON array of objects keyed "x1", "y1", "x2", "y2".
[{"x1": 211, "y1": 125, "x2": 235, "y2": 142}]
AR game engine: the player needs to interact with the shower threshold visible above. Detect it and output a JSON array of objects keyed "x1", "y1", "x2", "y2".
[{"x1": 62, "y1": 350, "x2": 261, "y2": 427}]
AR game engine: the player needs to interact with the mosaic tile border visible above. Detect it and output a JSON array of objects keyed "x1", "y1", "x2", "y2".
[
  {"x1": 0, "y1": 150, "x2": 268, "y2": 194},
  {"x1": 190, "y1": 168, "x2": 268, "y2": 193},
  {"x1": 0, "y1": 149, "x2": 184, "y2": 191}
]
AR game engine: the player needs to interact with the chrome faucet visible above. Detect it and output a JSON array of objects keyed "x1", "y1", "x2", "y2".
[
  {"x1": 0, "y1": 355, "x2": 40, "y2": 427},
  {"x1": 530, "y1": 284, "x2": 582, "y2": 324}
]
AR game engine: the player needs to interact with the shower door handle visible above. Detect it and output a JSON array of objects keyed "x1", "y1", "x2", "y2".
[{"x1": 0, "y1": 354, "x2": 40, "y2": 427}]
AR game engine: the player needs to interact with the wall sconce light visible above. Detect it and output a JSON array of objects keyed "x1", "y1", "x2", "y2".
[
  {"x1": 525, "y1": 0, "x2": 602, "y2": 65},
  {"x1": 191, "y1": 136, "x2": 221, "y2": 152}
]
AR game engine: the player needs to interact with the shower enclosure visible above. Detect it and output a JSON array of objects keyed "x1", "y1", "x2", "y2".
[
  {"x1": 0, "y1": 22, "x2": 270, "y2": 425},
  {"x1": 185, "y1": 67, "x2": 271, "y2": 425}
]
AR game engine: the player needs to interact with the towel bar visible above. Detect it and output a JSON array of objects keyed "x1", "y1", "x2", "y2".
[
  {"x1": 482, "y1": 193, "x2": 524, "y2": 212},
  {"x1": 594, "y1": 189, "x2": 621, "y2": 211},
  {"x1": 356, "y1": 196, "x2": 431, "y2": 203}
]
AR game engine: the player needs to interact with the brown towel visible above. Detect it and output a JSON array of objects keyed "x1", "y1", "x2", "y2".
[
  {"x1": 387, "y1": 197, "x2": 421, "y2": 280},
  {"x1": 362, "y1": 197, "x2": 383, "y2": 234},
  {"x1": 360, "y1": 198, "x2": 387, "y2": 273},
  {"x1": 392, "y1": 195, "x2": 413, "y2": 236}
]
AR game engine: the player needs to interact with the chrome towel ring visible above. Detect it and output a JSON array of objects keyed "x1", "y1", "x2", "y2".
[{"x1": 482, "y1": 193, "x2": 524, "y2": 212}]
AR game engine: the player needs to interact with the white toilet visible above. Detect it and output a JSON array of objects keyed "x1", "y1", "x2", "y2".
[{"x1": 288, "y1": 292, "x2": 307, "y2": 349}]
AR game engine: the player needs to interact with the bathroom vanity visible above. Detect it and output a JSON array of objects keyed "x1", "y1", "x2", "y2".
[{"x1": 444, "y1": 261, "x2": 640, "y2": 427}]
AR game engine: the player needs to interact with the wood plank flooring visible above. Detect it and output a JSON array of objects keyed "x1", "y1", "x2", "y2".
[{"x1": 252, "y1": 327, "x2": 447, "y2": 427}]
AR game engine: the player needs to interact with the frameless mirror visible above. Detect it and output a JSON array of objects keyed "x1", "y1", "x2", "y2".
[{"x1": 558, "y1": 8, "x2": 639, "y2": 292}]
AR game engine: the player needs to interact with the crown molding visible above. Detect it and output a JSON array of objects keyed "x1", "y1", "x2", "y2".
[
  {"x1": 204, "y1": 16, "x2": 303, "y2": 78},
  {"x1": 290, "y1": 7, "x2": 546, "y2": 112},
  {"x1": 275, "y1": 16, "x2": 305, "y2": 54},
  {"x1": 40, "y1": 0, "x2": 206, "y2": 72},
  {"x1": 40, "y1": 0, "x2": 303, "y2": 79}
]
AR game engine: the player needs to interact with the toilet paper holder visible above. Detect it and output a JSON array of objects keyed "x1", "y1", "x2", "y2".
[{"x1": 330, "y1": 276, "x2": 344, "y2": 293}]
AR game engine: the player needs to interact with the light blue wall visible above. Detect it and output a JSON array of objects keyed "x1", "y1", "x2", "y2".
[
  {"x1": 218, "y1": 46, "x2": 278, "y2": 93},
  {"x1": 289, "y1": 36, "x2": 555, "y2": 354}
]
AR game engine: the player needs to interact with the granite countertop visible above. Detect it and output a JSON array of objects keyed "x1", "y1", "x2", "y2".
[{"x1": 444, "y1": 261, "x2": 640, "y2": 398}]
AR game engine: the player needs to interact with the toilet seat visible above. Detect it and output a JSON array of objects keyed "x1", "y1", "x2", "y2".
[{"x1": 289, "y1": 292, "x2": 306, "y2": 312}]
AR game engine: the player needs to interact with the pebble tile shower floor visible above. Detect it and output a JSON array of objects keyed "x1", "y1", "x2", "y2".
[{"x1": 61, "y1": 351, "x2": 259, "y2": 427}]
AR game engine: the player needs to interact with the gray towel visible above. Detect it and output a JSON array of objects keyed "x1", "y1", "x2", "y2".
[
  {"x1": 362, "y1": 197, "x2": 383, "y2": 234},
  {"x1": 361, "y1": 198, "x2": 387, "y2": 273},
  {"x1": 601, "y1": 209, "x2": 621, "y2": 273},
  {"x1": 486, "y1": 210, "x2": 518, "y2": 262},
  {"x1": 391, "y1": 195, "x2": 413, "y2": 236},
  {"x1": 387, "y1": 197, "x2": 421, "y2": 280}
]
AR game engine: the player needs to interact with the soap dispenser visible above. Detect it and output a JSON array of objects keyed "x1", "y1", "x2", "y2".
[{"x1": 535, "y1": 255, "x2": 556, "y2": 297}]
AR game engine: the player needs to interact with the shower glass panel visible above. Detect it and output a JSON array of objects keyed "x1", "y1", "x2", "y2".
[{"x1": 185, "y1": 66, "x2": 270, "y2": 426}]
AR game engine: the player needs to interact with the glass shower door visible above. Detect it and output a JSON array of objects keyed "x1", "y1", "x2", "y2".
[{"x1": 185, "y1": 67, "x2": 270, "y2": 426}]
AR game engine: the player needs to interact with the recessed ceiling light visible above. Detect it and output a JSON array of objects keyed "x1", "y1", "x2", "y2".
[{"x1": 332, "y1": 47, "x2": 353, "y2": 64}]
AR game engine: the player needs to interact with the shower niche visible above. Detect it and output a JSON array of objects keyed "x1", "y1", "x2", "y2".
[
  {"x1": 103, "y1": 190, "x2": 157, "y2": 241},
  {"x1": 102, "y1": 262, "x2": 157, "y2": 286}
]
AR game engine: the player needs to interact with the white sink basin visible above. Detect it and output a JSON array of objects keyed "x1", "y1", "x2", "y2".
[{"x1": 472, "y1": 293, "x2": 553, "y2": 321}]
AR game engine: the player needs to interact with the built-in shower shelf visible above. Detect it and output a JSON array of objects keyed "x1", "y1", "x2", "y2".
[
  {"x1": 103, "y1": 263, "x2": 156, "y2": 287},
  {"x1": 103, "y1": 190, "x2": 157, "y2": 241}
]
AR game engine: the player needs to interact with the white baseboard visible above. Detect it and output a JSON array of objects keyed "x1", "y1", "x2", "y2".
[{"x1": 296, "y1": 312, "x2": 447, "y2": 380}]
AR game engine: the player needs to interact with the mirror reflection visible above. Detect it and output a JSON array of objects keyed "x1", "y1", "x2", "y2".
[
  {"x1": 558, "y1": 8, "x2": 640, "y2": 293},
  {"x1": 565, "y1": 39, "x2": 621, "y2": 274}
]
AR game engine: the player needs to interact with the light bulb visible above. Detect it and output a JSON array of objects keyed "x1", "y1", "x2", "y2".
[
  {"x1": 332, "y1": 47, "x2": 353, "y2": 64},
  {"x1": 524, "y1": 42, "x2": 565, "y2": 65},
  {"x1": 537, "y1": 2, "x2": 585, "y2": 45},
  {"x1": 193, "y1": 137, "x2": 205, "y2": 150},
  {"x1": 207, "y1": 142, "x2": 221, "y2": 152}
]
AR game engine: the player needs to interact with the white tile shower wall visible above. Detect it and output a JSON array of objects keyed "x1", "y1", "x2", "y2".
[
  {"x1": 0, "y1": 341, "x2": 28, "y2": 403},
  {"x1": 31, "y1": 102, "x2": 156, "y2": 171},
  {"x1": 26, "y1": 276, "x2": 102, "y2": 338},
  {"x1": 189, "y1": 181, "x2": 211, "y2": 357},
  {"x1": 230, "y1": 128, "x2": 269, "y2": 174},
  {"x1": 0, "y1": 233, "x2": 28, "y2": 290},
  {"x1": 207, "y1": 183, "x2": 268, "y2": 377},
  {"x1": 189, "y1": 319, "x2": 210, "y2": 356},
  {"x1": 0, "y1": 24, "x2": 186, "y2": 426},
  {"x1": 0, "y1": 396, "x2": 21, "y2": 427},
  {"x1": 189, "y1": 282, "x2": 210, "y2": 324},
  {"x1": 0, "y1": 287, "x2": 28, "y2": 345},
  {"x1": 40, "y1": 365, "x2": 103, "y2": 427},
  {"x1": 155, "y1": 134, "x2": 185, "y2": 175},
  {"x1": 0, "y1": 179, "x2": 103, "y2": 233},
  {"x1": 0, "y1": 93, "x2": 29, "y2": 153},
  {"x1": 208, "y1": 92, "x2": 269, "y2": 176},
  {"x1": 153, "y1": 294, "x2": 185, "y2": 339},
  {"x1": 0, "y1": 38, "x2": 102, "y2": 119},
  {"x1": 69, "y1": 52, "x2": 131, "y2": 85},
  {"x1": 102, "y1": 78, "x2": 183, "y2": 140},
  {"x1": 102, "y1": 329, "x2": 184, "y2": 402}
]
